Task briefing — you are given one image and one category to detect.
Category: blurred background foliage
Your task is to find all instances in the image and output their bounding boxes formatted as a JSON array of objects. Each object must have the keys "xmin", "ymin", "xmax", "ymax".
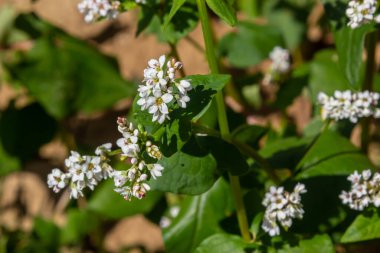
[{"xmin": 1, "ymin": 0, "xmax": 380, "ymax": 252}]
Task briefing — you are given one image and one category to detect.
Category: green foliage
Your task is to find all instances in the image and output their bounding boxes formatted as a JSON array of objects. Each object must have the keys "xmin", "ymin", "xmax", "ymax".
[
  {"xmin": 334, "ymin": 25, "xmax": 375, "ymax": 89},
  {"xmin": 0, "ymin": 102, "xmax": 56, "ymax": 161},
  {"xmin": 278, "ymin": 234, "xmax": 335, "ymax": 253},
  {"xmin": 194, "ymin": 233, "xmax": 251, "ymax": 253},
  {"xmin": 149, "ymin": 143, "xmax": 219, "ymax": 195},
  {"xmin": 88, "ymin": 180, "xmax": 163, "ymax": 219},
  {"xmin": 341, "ymin": 211, "xmax": 380, "ymax": 243},
  {"xmin": 4, "ymin": 14, "xmax": 133, "ymax": 119},
  {"xmin": 205, "ymin": 0, "xmax": 237, "ymax": 26},
  {"xmin": 309, "ymin": 50, "xmax": 349, "ymax": 102},
  {"xmin": 163, "ymin": 179, "xmax": 234, "ymax": 253},
  {"xmin": 296, "ymin": 131, "xmax": 373, "ymax": 179},
  {"xmin": 219, "ymin": 22, "xmax": 284, "ymax": 68}
]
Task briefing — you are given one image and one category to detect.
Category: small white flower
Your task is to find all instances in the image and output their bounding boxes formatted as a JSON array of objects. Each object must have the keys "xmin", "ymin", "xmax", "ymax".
[
  {"xmin": 148, "ymin": 163, "xmax": 164, "ymax": 179},
  {"xmin": 47, "ymin": 169, "xmax": 68, "ymax": 193}
]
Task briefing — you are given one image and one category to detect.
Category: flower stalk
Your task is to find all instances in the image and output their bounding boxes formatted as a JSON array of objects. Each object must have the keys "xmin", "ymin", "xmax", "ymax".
[
  {"xmin": 361, "ymin": 31, "xmax": 377, "ymax": 154},
  {"xmin": 196, "ymin": 0, "xmax": 251, "ymax": 242}
]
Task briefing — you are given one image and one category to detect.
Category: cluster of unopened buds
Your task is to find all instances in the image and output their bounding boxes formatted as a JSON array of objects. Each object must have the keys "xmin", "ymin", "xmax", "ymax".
[
  {"xmin": 47, "ymin": 144, "xmax": 114, "ymax": 199},
  {"xmin": 263, "ymin": 46, "xmax": 291, "ymax": 85},
  {"xmin": 340, "ymin": 170, "xmax": 380, "ymax": 211},
  {"xmin": 113, "ymin": 117, "xmax": 164, "ymax": 200},
  {"xmin": 346, "ymin": 0, "xmax": 380, "ymax": 29},
  {"xmin": 318, "ymin": 90, "xmax": 380, "ymax": 123},
  {"xmin": 262, "ymin": 183, "xmax": 306, "ymax": 236},
  {"xmin": 137, "ymin": 55, "xmax": 192, "ymax": 124},
  {"xmin": 47, "ymin": 117, "xmax": 164, "ymax": 201}
]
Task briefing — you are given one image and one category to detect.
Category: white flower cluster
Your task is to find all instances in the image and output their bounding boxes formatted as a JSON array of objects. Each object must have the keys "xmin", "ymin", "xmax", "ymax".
[
  {"xmin": 318, "ymin": 91, "xmax": 380, "ymax": 123},
  {"xmin": 340, "ymin": 170, "xmax": 380, "ymax": 210},
  {"xmin": 77, "ymin": 0, "xmax": 121, "ymax": 23},
  {"xmin": 263, "ymin": 46, "xmax": 291, "ymax": 85},
  {"xmin": 137, "ymin": 55, "xmax": 192, "ymax": 124},
  {"xmin": 269, "ymin": 46, "xmax": 291, "ymax": 74},
  {"xmin": 346, "ymin": 0, "xmax": 380, "ymax": 29},
  {"xmin": 262, "ymin": 184, "xmax": 306, "ymax": 236},
  {"xmin": 47, "ymin": 143, "xmax": 114, "ymax": 199},
  {"xmin": 113, "ymin": 117, "xmax": 164, "ymax": 200}
]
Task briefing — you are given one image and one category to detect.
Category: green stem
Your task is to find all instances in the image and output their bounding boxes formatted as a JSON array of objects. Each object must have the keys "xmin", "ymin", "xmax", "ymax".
[
  {"xmin": 232, "ymin": 140, "xmax": 280, "ymax": 184},
  {"xmin": 361, "ymin": 31, "xmax": 377, "ymax": 154},
  {"xmin": 196, "ymin": 0, "xmax": 251, "ymax": 242}
]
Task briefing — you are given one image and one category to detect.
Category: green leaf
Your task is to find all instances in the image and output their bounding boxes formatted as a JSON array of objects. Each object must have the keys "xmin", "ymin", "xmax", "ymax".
[
  {"xmin": 295, "ymin": 131, "xmax": 373, "ymax": 179},
  {"xmin": 88, "ymin": 180, "xmax": 163, "ymax": 219},
  {"xmin": 231, "ymin": 124, "xmax": 268, "ymax": 148},
  {"xmin": 0, "ymin": 102, "xmax": 56, "ymax": 161},
  {"xmin": 341, "ymin": 212, "xmax": 380, "ymax": 243},
  {"xmin": 163, "ymin": 179, "xmax": 234, "ymax": 253},
  {"xmin": 334, "ymin": 24, "xmax": 375, "ymax": 89},
  {"xmin": 0, "ymin": 141, "xmax": 20, "ymax": 177},
  {"xmin": 7, "ymin": 14, "xmax": 134, "ymax": 119},
  {"xmin": 149, "ymin": 139, "xmax": 219, "ymax": 195},
  {"xmin": 194, "ymin": 233, "xmax": 251, "ymax": 253},
  {"xmin": 164, "ymin": 0, "xmax": 187, "ymax": 27},
  {"xmin": 278, "ymin": 234, "xmax": 335, "ymax": 253},
  {"xmin": 205, "ymin": 0, "xmax": 237, "ymax": 26},
  {"xmin": 267, "ymin": 10, "xmax": 305, "ymax": 50},
  {"xmin": 174, "ymin": 74, "xmax": 230, "ymax": 120},
  {"xmin": 309, "ymin": 50, "xmax": 349, "ymax": 103},
  {"xmin": 196, "ymin": 135, "xmax": 249, "ymax": 176},
  {"xmin": 219, "ymin": 22, "xmax": 284, "ymax": 68},
  {"xmin": 33, "ymin": 217, "xmax": 60, "ymax": 248},
  {"xmin": 156, "ymin": 118, "xmax": 192, "ymax": 157},
  {"xmin": 257, "ymin": 136, "xmax": 312, "ymax": 170},
  {"xmin": 145, "ymin": 1, "xmax": 198, "ymax": 44},
  {"xmin": 60, "ymin": 209, "xmax": 100, "ymax": 244}
]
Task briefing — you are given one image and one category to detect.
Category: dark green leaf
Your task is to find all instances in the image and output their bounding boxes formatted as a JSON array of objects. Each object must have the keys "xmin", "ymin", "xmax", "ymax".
[
  {"xmin": 88, "ymin": 180, "xmax": 163, "ymax": 219},
  {"xmin": 232, "ymin": 125, "xmax": 267, "ymax": 148},
  {"xmin": 163, "ymin": 179, "xmax": 234, "ymax": 253},
  {"xmin": 145, "ymin": 1, "xmax": 198, "ymax": 44},
  {"xmin": 196, "ymin": 135, "xmax": 249, "ymax": 176},
  {"xmin": 334, "ymin": 25, "xmax": 375, "ymax": 89},
  {"xmin": 194, "ymin": 233, "xmax": 250, "ymax": 253},
  {"xmin": 219, "ymin": 22, "xmax": 284, "ymax": 68},
  {"xmin": 205, "ymin": 0, "xmax": 237, "ymax": 26},
  {"xmin": 341, "ymin": 212, "xmax": 380, "ymax": 243},
  {"xmin": 295, "ymin": 131, "xmax": 373, "ymax": 179},
  {"xmin": 60, "ymin": 209, "xmax": 100, "ymax": 244},
  {"xmin": 309, "ymin": 50, "xmax": 349, "ymax": 103},
  {"xmin": 257, "ymin": 136, "xmax": 312, "ymax": 170},
  {"xmin": 0, "ymin": 102, "xmax": 56, "ymax": 161},
  {"xmin": 278, "ymin": 234, "xmax": 335, "ymax": 253},
  {"xmin": 7, "ymin": 14, "xmax": 133, "ymax": 119},
  {"xmin": 149, "ymin": 139, "xmax": 219, "ymax": 195},
  {"xmin": 164, "ymin": 0, "xmax": 187, "ymax": 27}
]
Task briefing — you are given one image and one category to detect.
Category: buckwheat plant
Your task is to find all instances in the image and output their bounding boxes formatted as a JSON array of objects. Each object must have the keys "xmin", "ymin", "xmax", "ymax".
[
  {"xmin": 346, "ymin": 0, "xmax": 380, "ymax": 29},
  {"xmin": 318, "ymin": 90, "xmax": 380, "ymax": 123},
  {"xmin": 137, "ymin": 55, "xmax": 192, "ymax": 124},
  {"xmin": 340, "ymin": 169, "xmax": 380, "ymax": 210},
  {"xmin": 262, "ymin": 183, "xmax": 307, "ymax": 236}
]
